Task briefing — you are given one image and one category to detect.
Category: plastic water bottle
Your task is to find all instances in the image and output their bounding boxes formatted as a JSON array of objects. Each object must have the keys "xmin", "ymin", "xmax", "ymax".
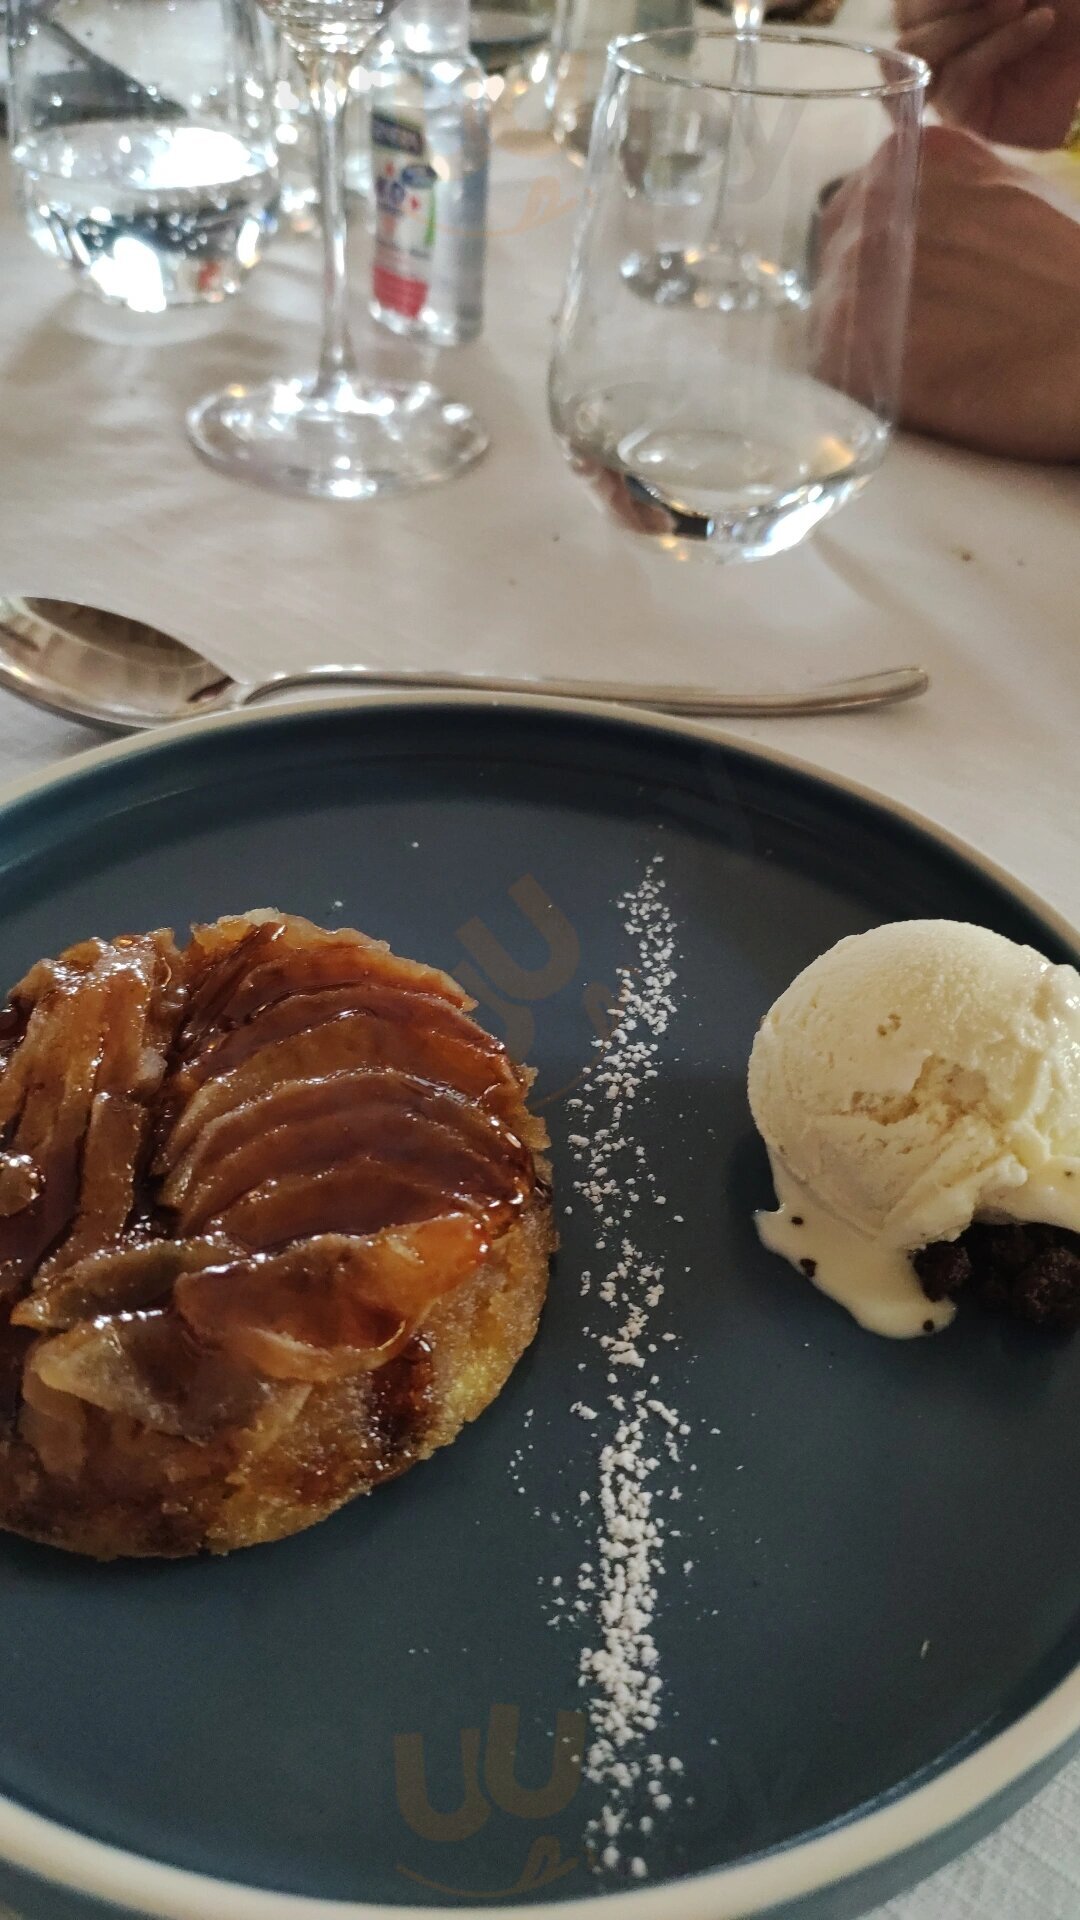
[{"xmin": 367, "ymin": 0, "xmax": 490, "ymax": 345}]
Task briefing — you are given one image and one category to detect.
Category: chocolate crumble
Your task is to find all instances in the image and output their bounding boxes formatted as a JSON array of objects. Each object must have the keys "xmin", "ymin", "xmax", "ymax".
[{"xmin": 913, "ymin": 1221, "xmax": 1080, "ymax": 1331}]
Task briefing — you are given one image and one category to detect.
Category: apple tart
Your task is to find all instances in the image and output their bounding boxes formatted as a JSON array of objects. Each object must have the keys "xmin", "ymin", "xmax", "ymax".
[{"xmin": 0, "ymin": 913, "xmax": 553, "ymax": 1558}]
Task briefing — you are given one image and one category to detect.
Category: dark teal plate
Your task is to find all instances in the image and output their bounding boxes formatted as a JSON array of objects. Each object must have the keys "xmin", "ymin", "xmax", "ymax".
[{"xmin": 0, "ymin": 698, "xmax": 1076, "ymax": 1920}]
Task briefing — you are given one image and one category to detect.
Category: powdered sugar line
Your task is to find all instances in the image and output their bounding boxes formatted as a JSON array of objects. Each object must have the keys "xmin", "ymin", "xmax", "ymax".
[{"xmin": 559, "ymin": 856, "xmax": 689, "ymax": 1875}]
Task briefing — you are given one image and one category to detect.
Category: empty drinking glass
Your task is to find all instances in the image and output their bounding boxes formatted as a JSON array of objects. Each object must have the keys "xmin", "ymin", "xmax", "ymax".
[
  {"xmin": 7, "ymin": 0, "xmax": 279, "ymax": 311},
  {"xmin": 549, "ymin": 28, "xmax": 927, "ymax": 561}
]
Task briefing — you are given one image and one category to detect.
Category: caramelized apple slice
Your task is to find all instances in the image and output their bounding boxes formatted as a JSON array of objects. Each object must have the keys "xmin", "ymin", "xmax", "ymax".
[
  {"xmin": 19, "ymin": 1361, "xmax": 87, "ymax": 1480},
  {"xmin": 0, "ymin": 972, "xmax": 110, "ymax": 1290},
  {"xmin": 29, "ymin": 1310, "xmax": 278, "ymax": 1440},
  {"xmin": 170, "ymin": 1072, "xmax": 530, "ymax": 1233},
  {"xmin": 189, "ymin": 914, "xmax": 469, "ymax": 1024},
  {"xmin": 94, "ymin": 933, "xmax": 186, "ymax": 1096},
  {"xmin": 13, "ymin": 1237, "xmax": 234, "ymax": 1332},
  {"xmin": 163, "ymin": 1069, "xmax": 521, "ymax": 1210},
  {"xmin": 0, "ymin": 937, "xmax": 164, "ymax": 1129},
  {"xmin": 169, "ymin": 981, "xmax": 509, "ymax": 1104},
  {"xmin": 0, "ymin": 995, "xmax": 52, "ymax": 1133},
  {"xmin": 175, "ymin": 916, "xmax": 468, "ymax": 1061},
  {"xmin": 44, "ymin": 1092, "xmax": 144, "ymax": 1268},
  {"xmin": 230, "ymin": 933, "xmax": 469, "ymax": 1017},
  {"xmin": 0, "ymin": 949, "xmax": 99, "ymax": 1133},
  {"xmin": 163, "ymin": 1009, "xmax": 519, "ymax": 1166},
  {"xmin": 176, "ymin": 920, "xmax": 276, "ymax": 1051},
  {"xmin": 214, "ymin": 1145, "xmax": 523, "ymax": 1248},
  {"xmin": 1, "ymin": 933, "xmax": 185, "ymax": 1287},
  {"xmin": 175, "ymin": 1215, "xmax": 486, "ymax": 1381}
]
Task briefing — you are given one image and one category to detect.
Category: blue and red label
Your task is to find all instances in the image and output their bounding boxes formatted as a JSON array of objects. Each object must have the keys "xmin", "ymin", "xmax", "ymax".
[{"xmin": 372, "ymin": 112, "xmax": 437, "ymax": 320}]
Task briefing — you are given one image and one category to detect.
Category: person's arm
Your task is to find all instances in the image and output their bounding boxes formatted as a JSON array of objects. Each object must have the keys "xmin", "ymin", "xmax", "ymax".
[
  {"xmin": 894, "ymin": 0, "xmax": 1080, "ymax": 148},
  {"xmin": 817, "ymin": 127, "xmax": 1080, "ymax": 463}
]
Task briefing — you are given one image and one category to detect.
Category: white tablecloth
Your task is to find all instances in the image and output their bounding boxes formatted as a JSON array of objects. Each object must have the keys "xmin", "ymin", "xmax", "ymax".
[{"xmin": 0, "ymin": 99, "xmax": 1078, "ymax": 1920}]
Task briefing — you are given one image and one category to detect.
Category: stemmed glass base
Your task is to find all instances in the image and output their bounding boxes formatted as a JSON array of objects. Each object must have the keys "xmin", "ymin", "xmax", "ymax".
[
  {"xmin": 188, "ymin": 371, "xmax": 488, "ymax": 500},
  {"xmin": 620, "ymin": 10, "xmax": 794, "ymax": 316},
  {"xmin": 187, "ymin": 29, "xmax": 487, "ymax": 501}
]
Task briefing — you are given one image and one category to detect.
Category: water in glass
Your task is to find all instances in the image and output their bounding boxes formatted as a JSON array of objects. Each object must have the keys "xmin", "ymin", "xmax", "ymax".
[
  {"xmin": 555, "ymin": 373, "xmax": 889, "ymax": 556},
  {"xmin": 7, "ymin": 0, "xmax": 279, "ymax": 310},
  {"xmin": 16, "ymin": 120, "xmax": 276, "ymax": 309}
]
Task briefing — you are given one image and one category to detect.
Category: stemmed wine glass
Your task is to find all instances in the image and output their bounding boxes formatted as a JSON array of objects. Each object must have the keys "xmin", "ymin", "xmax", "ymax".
[{"xmin": 188, "ymin": 0, "xmax": 488, "ymax": 498}]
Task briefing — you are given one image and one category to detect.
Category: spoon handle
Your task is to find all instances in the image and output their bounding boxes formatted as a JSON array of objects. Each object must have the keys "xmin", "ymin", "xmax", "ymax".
[{"xmin": 244, "ymin": 665, "xmax": 929, "ymax": 718}]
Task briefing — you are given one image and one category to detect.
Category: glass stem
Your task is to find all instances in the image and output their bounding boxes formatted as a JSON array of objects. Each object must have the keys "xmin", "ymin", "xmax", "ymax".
[
  {"xmin": 301, "ymin": 49, "xmax": 359, "ymax": 393},
  {"xmin": 709, "ymin": 7, "xmax": 762, "ymax": 257}
]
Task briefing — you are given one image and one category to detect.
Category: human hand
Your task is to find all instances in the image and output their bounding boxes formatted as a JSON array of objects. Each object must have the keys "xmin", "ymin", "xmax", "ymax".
[
  {"xmin": 816, "ymin": 127, "xmax": 1080, "ymax": 462},
  {"xmin": 895, "ymin": 0, "xmax": 1080, "ymax": 147}
]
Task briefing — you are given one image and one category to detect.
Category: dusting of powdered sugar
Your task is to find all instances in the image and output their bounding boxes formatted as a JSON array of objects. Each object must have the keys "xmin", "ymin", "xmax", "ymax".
[{"xmin": 556, "ymin": 855, "xmax": 690, "ymax": 1875}]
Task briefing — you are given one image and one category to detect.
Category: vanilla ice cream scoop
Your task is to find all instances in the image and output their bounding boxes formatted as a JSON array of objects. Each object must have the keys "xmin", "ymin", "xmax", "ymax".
[{"xmin": 748, "ymin": 919, "xmax": 1080, "ymax": 1337}]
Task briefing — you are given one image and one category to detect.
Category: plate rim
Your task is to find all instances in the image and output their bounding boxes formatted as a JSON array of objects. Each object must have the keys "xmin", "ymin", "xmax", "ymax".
[{"xmin": 0, "ymin": 688, "xmax": 1076, "ymax": 1920}]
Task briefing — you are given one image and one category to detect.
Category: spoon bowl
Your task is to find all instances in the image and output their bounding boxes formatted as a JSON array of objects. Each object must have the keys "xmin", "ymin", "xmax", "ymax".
[
  {"xmin": 0, "ymin": 599, "xmax": 233, "ymax": 729},
  {"xmin": 0, "ymin": 597, "xmax": 930, "ymax": 729}
]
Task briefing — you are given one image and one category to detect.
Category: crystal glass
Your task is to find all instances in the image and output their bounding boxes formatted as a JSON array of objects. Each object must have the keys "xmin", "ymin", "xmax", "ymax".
[
  {"xmin": 6, "ymin": 0, "xmax": 279, "ymax": 311},
  {"xmin": 549, "ymin": 28, "xmax": 927, "ymax": 562},
  {"xmin": 188, "ymin": 0, "xmax": 487, "ymax": 499}
]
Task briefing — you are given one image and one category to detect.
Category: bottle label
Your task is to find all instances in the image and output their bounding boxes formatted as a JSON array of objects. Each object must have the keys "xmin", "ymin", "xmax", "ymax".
[{"xmin": 372, "ymin": 111, "xmax": 437, "ymax": 321}]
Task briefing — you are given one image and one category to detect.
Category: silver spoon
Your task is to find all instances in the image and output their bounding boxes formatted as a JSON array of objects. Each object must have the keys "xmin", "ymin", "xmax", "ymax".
[{"xmin": 0, "ymin": 598, "xmax": 929, "ymax": 730}]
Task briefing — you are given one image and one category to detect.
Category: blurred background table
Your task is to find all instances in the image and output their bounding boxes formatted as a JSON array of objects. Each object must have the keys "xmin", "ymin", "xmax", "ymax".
[{"xmin": 0, "ymin": 47, "xmax": 1077, "ymax": 1920}]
